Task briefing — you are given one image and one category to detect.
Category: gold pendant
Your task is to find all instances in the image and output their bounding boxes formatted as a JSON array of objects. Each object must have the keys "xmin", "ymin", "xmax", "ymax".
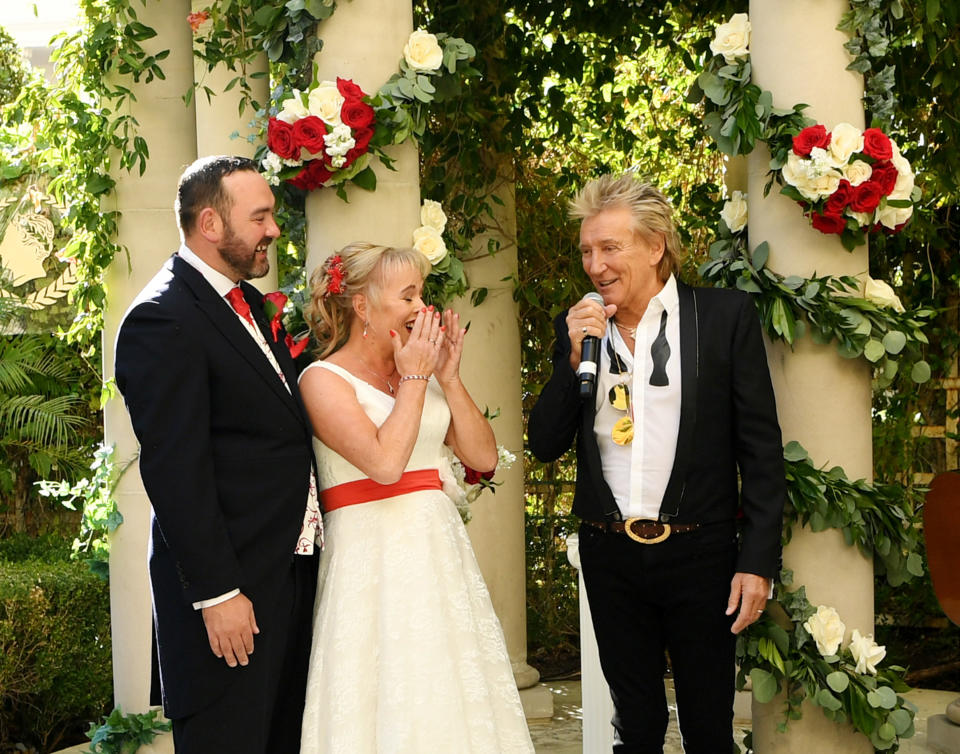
[
  {"xmin": 608, "ymin": 383, "xmax": 630, "ymax": 411},
  {"xmin": 611, "ymin": 416, "xmax": 634, "ymax": 446}
]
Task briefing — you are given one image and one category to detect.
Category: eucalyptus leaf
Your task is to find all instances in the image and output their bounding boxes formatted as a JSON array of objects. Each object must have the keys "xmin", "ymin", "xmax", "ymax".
[
  {"xmin": 911, "ymin": 360, "xmax": 931, "ymax": 383},
  {"xmin": 881, "ymin": 331, "xmax": 907, "ymax": 355},
  {"xmin": 863, "ymin": 340, "xmax": 885, "ymax": 362},
  {"xmin": 817, "ymin": 688, "xmax": 844, "ymax": 712},
  {"xmin": 752, "ymin": 242, "xmax": 769, "ymax": 270},
  {"xmin": 750, "ymin": 668, "xmax": 778, "ymax": 703},
  {"xmin": 783, "ymin": 441, "xmax": 808, "ymax": 463},
  {"xmin": 827, "ymin": 671, "xmax": 850, "ymax": 693}
]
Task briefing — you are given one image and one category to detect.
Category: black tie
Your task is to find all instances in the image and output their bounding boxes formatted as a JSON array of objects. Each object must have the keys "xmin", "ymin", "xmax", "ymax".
[{"xmin": 649, "ymin": 310, "xmax": 670, "ymax": 387}]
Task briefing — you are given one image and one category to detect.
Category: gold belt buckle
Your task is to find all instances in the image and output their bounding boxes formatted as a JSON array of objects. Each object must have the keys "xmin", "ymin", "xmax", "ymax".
[{"xmin": 624, "ymin": 517, "xmax": 671, "ymax": 544}]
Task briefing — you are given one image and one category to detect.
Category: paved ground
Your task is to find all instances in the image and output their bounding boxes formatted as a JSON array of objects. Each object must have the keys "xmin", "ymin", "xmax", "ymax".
[{"xmin": 530, "ymin": 679, "xmax": 960, "ymax": 753}]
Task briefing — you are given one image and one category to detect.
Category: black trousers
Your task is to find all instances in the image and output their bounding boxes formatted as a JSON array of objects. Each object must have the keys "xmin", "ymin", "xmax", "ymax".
[
  {"xmin": 578, "ymin": 521, "xmax": 738, "ymax": 754},
  {"xmin": 173, "ymin": 552, "xmax": 317, "ymax": 754}
]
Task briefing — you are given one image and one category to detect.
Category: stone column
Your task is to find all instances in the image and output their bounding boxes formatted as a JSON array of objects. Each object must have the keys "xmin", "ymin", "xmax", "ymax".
[
  {"xmin": 303, "ymin": 0, "xmax": 419, "ymax": 270},
  {"xmin": 192, "ymin": 9, "xmax": 278, "ymax": 292},
  {"xmin": 102, "ymin": 2, "xmax": 196, "ymax": 750},
  {"xmin": 453, "ymin": 169, "xmax": 551, "ymax": 716},
  {"xmin": 748, "ymin": 0, "xmax": 873, "ymax": 750}
]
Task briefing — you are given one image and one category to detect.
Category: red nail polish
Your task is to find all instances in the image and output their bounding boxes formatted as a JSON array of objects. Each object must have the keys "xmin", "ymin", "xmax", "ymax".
[
  {"xmin": 428, "ymin": 305, "xmax": 434, "ymax": 311},
  {"xmin": 421, "ymin": 308, "xmax": 426, "ymax": 313},
  {"xmin": 389, "ymin": 329, "xmax": 397, "ymax": 337},
  {"xmin": 440, "ymin": 325, "xmax": 447, "ymax": 331}
]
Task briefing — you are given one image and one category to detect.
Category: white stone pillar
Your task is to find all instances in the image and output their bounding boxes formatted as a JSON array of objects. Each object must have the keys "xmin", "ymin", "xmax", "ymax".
[
  {"xmin": 192, "ymin": 12, "xmax": 278, "ymax": 292},
  {"xmin": 453, "ymin": 170, "xmax": 551, "ymax": 715},
  {"xmin": 748, "ymin": 0, "xmax": 873, "ymax": 750},
  {"xmin": 102, "ymin": 2, "xmax": 195, "ymax": 750},
  {"xmin": 304, "ymin": 0, "xmax": 419, "ymax": 269}
]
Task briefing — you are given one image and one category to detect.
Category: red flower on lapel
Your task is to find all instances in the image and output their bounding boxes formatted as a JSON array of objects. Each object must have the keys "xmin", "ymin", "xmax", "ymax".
[
  {"xmin": 285, "ymin": 333, "xmax": 309, "ymax": 359},
  {"xmin": 263, "ymin": 290, "xmax": 310, "ymax": 360}
]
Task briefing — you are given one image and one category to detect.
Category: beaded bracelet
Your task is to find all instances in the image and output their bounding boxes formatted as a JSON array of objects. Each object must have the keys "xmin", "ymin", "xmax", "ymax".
[{"xmin": 399, "ymin": 374, "xmax": 430, "ymax": 384}]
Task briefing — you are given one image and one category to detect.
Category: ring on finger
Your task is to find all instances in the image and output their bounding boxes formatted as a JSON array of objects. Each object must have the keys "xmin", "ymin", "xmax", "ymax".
[{"xmin": 581, "ymin": 326, "xmax": 588, "ymax": 335}]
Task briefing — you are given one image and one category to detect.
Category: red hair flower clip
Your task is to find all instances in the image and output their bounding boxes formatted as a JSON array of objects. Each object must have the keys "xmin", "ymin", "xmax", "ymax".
[{"xmin": 325, "ymin": 254, "xmax": 345, "ymax": 296}]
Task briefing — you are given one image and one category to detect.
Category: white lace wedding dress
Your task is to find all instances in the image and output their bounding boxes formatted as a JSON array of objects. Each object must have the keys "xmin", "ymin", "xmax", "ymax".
[{"xmin": 299, "ymin": 362, "xmax": 534, "ymax": 754}]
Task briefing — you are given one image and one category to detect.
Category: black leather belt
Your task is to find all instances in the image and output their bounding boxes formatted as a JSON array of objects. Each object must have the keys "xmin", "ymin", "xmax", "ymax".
[{"xmin": 581, "ymin": 517, "xmax": 701, "ymax": 544}]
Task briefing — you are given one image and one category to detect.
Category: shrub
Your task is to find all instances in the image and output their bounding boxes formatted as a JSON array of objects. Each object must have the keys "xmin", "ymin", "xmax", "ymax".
[{"xmin": 0, "ymin": 559, "xmax": 112, "ymax": 752}]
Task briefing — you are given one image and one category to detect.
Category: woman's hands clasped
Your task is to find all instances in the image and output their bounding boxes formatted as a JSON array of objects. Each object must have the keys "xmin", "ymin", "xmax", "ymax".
[{"xmin": 392, "ymin": 306, "xmax": 444, "ymax": 380}]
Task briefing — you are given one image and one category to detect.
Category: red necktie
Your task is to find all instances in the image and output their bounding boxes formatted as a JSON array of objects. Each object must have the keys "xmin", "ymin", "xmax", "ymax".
[{"xmin": 225, "ymin": 287, "xmax": 254, "ymax": 326}]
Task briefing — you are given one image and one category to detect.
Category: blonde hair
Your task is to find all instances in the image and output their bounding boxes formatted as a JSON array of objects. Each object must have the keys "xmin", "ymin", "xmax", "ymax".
[
  {"xmin": 569, "ymin": 173, "xmax": 683, "ymax": 282},
  {"xmin": 305, "ymin": 242, "xmax": 431, "ymax": 357}
]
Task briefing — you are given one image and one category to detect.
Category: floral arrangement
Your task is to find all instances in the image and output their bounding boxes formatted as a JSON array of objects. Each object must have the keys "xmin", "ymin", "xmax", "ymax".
[
  {"xmin": 262, "ymin": 290, "xmax": 309, "ymax": 359},
  {"xmin": 738, "ymin": 576, "xmax": 915, "ymax": 751},
  {"xmin": 778, "ymin": 123, "xmax": 918, "ymax": 250},
  {"xmin": 261, "ymin": 29, "xmax": 476, "ymax": 197},
  {"xmin": 440, "ymin": 444, "xmax": 517, "ymax": 524},
  {"xmin": 704, "ymin": 190, "xmax": 932, "ymax": 388}
]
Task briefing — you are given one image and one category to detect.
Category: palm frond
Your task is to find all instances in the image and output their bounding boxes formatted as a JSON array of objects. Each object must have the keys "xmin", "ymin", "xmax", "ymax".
[{"xmin": 0, "ymin": 393, "xmax": 90, "ymax": 449}]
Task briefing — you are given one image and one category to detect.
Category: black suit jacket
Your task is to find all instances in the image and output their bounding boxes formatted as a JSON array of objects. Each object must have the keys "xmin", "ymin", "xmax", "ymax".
[
  {"xmin": 115, "ymin": 254, "xmax": 316, "ymax": 718},
  {"xmin": 529, "ymin": 281, "xmax": 785, "ymax": 578}
]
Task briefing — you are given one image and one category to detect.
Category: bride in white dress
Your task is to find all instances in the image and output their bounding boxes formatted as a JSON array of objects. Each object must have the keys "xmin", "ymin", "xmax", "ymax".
[{"xmin": 297, "ymin": 242, "xmax": 534, "ymax": 753}]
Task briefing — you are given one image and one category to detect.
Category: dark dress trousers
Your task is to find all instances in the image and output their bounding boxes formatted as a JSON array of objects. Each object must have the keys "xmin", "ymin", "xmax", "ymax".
[
  {"xmin": 529, "ymin": 281, "xmax": 786, "ymax": 753},
  {"xmin": 115, "ymin": 254, "xmax": 317, "ymax": 753}
]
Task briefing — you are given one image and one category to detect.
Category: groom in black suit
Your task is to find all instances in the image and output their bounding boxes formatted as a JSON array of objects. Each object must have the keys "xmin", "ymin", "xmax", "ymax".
[
  {"xmin": 115, "ymin": 156, "xmax": 320, "ymax": 753},
  {"xmin": 529, "ymin": 174, "xmax": 785, "ymax": 753}
]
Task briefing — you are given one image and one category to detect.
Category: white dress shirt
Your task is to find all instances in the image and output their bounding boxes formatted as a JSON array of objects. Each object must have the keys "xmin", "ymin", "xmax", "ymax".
[{"xmin": 593, "ymin": 274, "xmax": 682, "ymax": 520}]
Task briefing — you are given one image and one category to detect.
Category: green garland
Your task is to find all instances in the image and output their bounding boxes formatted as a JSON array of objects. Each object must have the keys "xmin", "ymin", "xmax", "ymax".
[
  {"xmin": 737, "ymin": 572, "xmax": 915, "ymax": 752},
  {"xmin": 782, "ymin": 441, "xmax": 923, "ymax": 588},
  {"xmin": 698, "ymin": 222, "xmax": 933, "ymax": 388}
]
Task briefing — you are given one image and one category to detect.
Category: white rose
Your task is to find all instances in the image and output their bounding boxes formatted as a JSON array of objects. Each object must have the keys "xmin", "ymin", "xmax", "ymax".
[
  {"xmin": 828, "ymin": 123, "xmax": 864, "ymax": 166},
  {"xmin": 277, "ymin": 91, "xmax": 310, "ymax": 124},
  {"xmin": 404, "ymin": 30, "xmax": 444, "ymax": 71},
  {"xmin": 876, "ymin": 203, "xmax": 913, "ymax": 231},
  {"xmin": 889, "ymin": 151, "xmax": 915, "ymax": 200},
  {"xmin": 803, "ymin": 605, "xmax": 846, "ymax": 657},
  {"xmin": 843, "ymin": 159, "xmax": 873, "ymax": 187},
  {"xmin": 420, "ymin": 199, "xmax": 447, "ymax": 232},
  {"xmin": 864, "ymin": 277, "xmax": 905, "ymax": 313},
  {"xmin": 783, "ymin": 152, "xmax": 841, "ymax": 201},
  {"xmin": 710, "ymin": 13, "xmax": 751, "ymax": 63},
  {"xmin": 846, "ymin": 209, "xmax": 875, "ymax": 227},
  {"xmin": 307, "ymin": 80, "xmax": 344, "ymax": 126},
  {"xmin": 849, "ymin": 629, "xmax": 886, "ymax": 675},
  {"xmin": 720, "ymin": 190, "xmax": 748, "ymax": 233},
  {"xmin": 412, "ymin": 225, "xmax": 448, "ymax": 264}
]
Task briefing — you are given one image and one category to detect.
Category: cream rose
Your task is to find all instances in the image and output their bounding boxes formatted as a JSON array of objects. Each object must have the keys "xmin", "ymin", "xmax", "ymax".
[
  {"xmin": 307, "ymin": 81, "xmax": 344, "ymax": 126},
  {"xmin": 846, "ymin": 209, "xmax": 875, "ymax": 227},
  {"xmin": 412, "ymin": 225, "xmax": 448, "ymax": 264},
  {"xmin": 877, "ymin": 203, "xmax": 913, "ymax": 231},
  {"xmin": 720, "ymin": 190, "xmax": 748, "ymax": 233},
  {"xmin": 783, "ymin": 152, "xmax": 842, "ymax": 201},
  {"xmin": 404, "ymin": 30, "xmax": 444, "ymax": 71},
  {"xmin": 420, "ymin": 199, "xmax": 447, "ymax": 232},
  {"xmin": 710, "ymin": 13, "xmax": 751, "ymax": 63},
  {"xmin": 864, "ymin": 277, "xmax": 905, "ymax": 313},
  {"xmin": 277, "ymin": 91, "xmax": 310, "ymax": 124},
  {"xmin": 804, "ymin": 605, "xmax": 846, "ymax": 657},
  {"xmin": 828, "ymin": 123, "xmax": 864, "ymax": 166},
  {"xmin": 849, "ymin": 629, "xmax": 886, "ymax": 675},
  {"xmin": 889, "ymin": 151, "xmax": 915, "ymax": 200},
  {"xmin": 842, "ymin": 159, "xmax": 873, "ymax": 187}
]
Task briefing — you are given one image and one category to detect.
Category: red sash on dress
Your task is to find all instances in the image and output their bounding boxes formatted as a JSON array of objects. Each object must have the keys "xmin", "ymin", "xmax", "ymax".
[{"xmin": 321, "ymin": 469, "xmax": 442, "ymax": 513}]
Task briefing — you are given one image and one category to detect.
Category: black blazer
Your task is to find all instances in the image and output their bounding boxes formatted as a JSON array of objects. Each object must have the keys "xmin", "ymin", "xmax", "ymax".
[
  {"xmin": 529, "ymin": 281, "xmax": 785, "ymax": 578},
  {"xmin": 115, "ymin": 254, "xmax": 316, "ymax": 718}
]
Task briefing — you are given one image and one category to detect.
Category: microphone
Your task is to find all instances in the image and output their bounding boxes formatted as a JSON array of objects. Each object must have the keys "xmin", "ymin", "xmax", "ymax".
[{"xmin": 578, "ymin": 292, "xmax": 605, "ymax": 400}]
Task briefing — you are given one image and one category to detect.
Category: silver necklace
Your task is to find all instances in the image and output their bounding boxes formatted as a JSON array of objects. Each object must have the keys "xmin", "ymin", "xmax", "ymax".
[
  {"xmin": 613, "ymin": 318, "xmax": 637, "ymax": 339},
  {"xmin": 358, "ymin": 356, "xmax": 396, "ymax": 395}
]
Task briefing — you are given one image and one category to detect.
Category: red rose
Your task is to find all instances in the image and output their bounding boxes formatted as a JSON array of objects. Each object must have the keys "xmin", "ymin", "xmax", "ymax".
[
  {"xmin": 341, "ymin": 99, "xmax": 375, "ymax": 130},
  {"xmin": 285, "ymin": 333, "xmax": 309, "ymax": 359},
  {"xmin": 792, "ymin": 125, "xmax": 831, "ymax": 156},
  {"xmin": 267, "ymin": 118, "xmax": 298, "ymax": 160},
  {"xmin": 824, "ymin": 179, "xmax": 853, "ymax": 215},
  {"xmin": 292, "ymin": 116, "xmax": 327, "ymax": 156},
  {"xmin": 811, "ymin": 211, "xmax": 847, "ymax": 235},
  {"xmin": 337, "ymin": 77, "xmax": 367, "ymax": 101},
  {"xmin": 869, "ymin": 161, "xmax": 898, "ymax": 196},
  {"xmin": 262, "ymin": 291, "xmax": 288, "ymax": 341},
  {"xmin": 862, "ymin": 128, "xmax": 893, "ymax": 160},
  {"xmin": 343, "ymin": 126, "xmax": 375, "ymax": 167},
  {"xmin": 287, "ymin": 159, "xmax": 333, "ymax": 191},
  {"xmin": 463, "ymin": 466, "xmax": 496, "ymax": 485},
  {"xmin": 850, "ymin": 181, "xmax": 884, "ymax": 213}
]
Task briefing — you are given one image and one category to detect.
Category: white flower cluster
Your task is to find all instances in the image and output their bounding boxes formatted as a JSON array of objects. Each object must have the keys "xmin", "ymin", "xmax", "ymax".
[
  {"xmin": 803, "ymin": 604, "xmax": 887, "ymax": 675},
  {"xmin": 323, "ymin": 123, "xmax": 356, "ymax": 169},
  {"xmin": 413, "ymin": 199, "xmax": 448, "ymax": 264},
  {"xmin": 261, "ymin": 151, "xmax": 302, "ymax": 187},
  {"xmin": 438, "ymin": 444, "xmax": 517, "ymax": 524}
]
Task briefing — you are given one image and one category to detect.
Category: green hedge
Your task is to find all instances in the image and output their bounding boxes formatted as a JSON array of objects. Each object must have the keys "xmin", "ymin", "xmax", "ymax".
[{"xmin": 0, "ymin": 554, "xmax": 112, "ymax": 752}]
